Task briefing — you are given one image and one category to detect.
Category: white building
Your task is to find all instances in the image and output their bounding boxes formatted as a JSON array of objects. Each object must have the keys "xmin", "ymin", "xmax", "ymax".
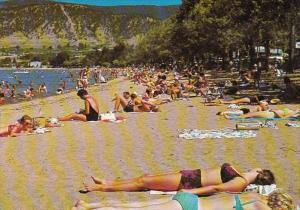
[{"xmin": 29, "ymin": 61, "xmax": 42, "ymax": 68}]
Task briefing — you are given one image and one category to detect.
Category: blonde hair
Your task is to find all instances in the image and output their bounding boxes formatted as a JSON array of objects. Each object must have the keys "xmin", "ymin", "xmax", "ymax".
[{"xmin": 267, "ymin": 190, "xmax": 295, "ymax": 210}]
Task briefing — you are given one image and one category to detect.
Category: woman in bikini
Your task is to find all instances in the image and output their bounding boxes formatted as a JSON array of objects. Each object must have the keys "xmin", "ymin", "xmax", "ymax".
[
  {"xmin": 225, "ymin": 108, "xmax": 300, "ymax": 119},
  {"xmin": 59, "ymin": 89, "xmax": 99, "ymax": 122},
  {"xmin": 0, "ymin": 115, "xmax": 33, "ymax": 137},
  {"xmin": 73, "ymin": 190, "xmax": 295, "ymax": 210},
  {"xmin": 81, "ymin": 163, "xmax": 275, "ymax": 196}
]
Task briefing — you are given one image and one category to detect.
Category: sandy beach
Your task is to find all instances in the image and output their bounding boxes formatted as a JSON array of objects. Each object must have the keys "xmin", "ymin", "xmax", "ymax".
[{"xmin": 0, "ymin": 77, "xmax": 299, "ymax": 209}]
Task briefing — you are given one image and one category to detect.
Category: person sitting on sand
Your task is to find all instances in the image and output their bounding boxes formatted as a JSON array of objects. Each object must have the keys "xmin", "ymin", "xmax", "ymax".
[
  {"xmin": 0, "ymin": 115, "xmax": 33, "ymax": 137},
  {"xmin": 58, "ymin": 89, "xmax": 99, "ymax": 122},
  {"xmin": 224, "ymin": 108, "xmax": 300, "ymax": 119},
  {"xmin": 130, "ymin": 93, "xmax": 159, "ymax": 112},
  {"xmin": 113, "ymin": 92, "xmax": 132, "ymax": 112},
  {"xmin": 113, "ymin": 92, "xmax": 159, "ymax": 113},
  {"xmin": 81, "ymin": 163, "xmax": 275, "ymax": 195},
  {"xmin": 73, "ymin": 190, "xmax": 295, "ymax": 210}
]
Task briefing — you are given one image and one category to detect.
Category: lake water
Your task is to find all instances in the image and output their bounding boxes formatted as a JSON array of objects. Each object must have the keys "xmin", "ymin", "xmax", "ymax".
[{"xmin": 0, "ymin": 69, "xmax": 109, "ymax": 102}]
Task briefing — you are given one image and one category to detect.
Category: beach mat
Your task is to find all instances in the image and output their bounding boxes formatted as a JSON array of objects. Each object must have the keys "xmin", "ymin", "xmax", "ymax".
[{"xmin": 178, "ymin": 128, "xmax": 257, "ymax": 139}]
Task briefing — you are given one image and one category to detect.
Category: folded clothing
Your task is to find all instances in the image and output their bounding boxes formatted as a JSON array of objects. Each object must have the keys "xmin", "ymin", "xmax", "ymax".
[
  {"xmin": 99, "ymin": 113, "xmax": 117, "ymax": 121},
  {"xmin": 33, "ymin": 127, "xmax": 51, "ymax": 134},
  {"xmin": 179, "ymin": 128, "xmax": 257, "ymax": 139},
  {"xmin": 245, "ymin": 184, "xmax": 277, "ymax": 195},
  {"xmin": 99, "ymin": 113, "xmax": 126, "ymax": 123}
]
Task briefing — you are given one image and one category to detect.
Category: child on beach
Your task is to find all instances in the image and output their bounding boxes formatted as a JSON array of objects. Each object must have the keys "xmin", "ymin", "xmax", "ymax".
[{"xmin": 0, "ymin": 115, "xmax": 33, "ymax": 137}]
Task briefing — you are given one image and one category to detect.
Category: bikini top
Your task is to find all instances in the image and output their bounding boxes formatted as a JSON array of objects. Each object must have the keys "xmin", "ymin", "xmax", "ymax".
[
  {"xmin": 220, "ymin": 163, "xmax": 242, "ymax": 183},
  {"xmin": 233, "ymin": 195, "xmax": 257, "ymax": 210}
]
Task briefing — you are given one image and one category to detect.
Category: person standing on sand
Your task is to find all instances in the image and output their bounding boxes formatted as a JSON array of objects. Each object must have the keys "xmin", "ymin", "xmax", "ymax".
[{"xmin": 58, "ymin": 89, "xmax": 99, "ymax": 122}]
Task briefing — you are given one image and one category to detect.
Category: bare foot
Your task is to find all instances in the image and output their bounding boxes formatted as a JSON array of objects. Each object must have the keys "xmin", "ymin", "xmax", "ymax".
[
  {"xmin": 91, "ymin": 176, "xmax": 109, "ymax": 185},
  {"xmin": 84, "ymin": 183, "xmax": 102, "ymax": 192},
  {"xmin": 73, "ymin": 200, "xmax": 89, "ymax": 210}
]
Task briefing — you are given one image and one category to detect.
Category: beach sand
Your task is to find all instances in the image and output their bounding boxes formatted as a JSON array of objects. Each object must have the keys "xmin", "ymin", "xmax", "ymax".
[{"xmin": 0, "ymin": 77, "xmax": 299, "ymax": 209}]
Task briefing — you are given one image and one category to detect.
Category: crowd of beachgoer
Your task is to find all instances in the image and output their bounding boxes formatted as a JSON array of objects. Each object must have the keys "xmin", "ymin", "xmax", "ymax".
[
  {"xmin": 0, "ymin": 64, "xmax": 299, "ymax": 209},
  {"xmin": 0, "ymin": 67, "xmax": 113, "ymax": 104}
]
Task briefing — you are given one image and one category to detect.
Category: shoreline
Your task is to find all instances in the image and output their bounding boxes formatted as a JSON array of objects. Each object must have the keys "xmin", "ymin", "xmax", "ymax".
[
  {"xmin": 0, "ymin": 67, "xmax": 81, "ymax": 71},
  {"xmin": 0, "ymin": 77, "xmax": 122, "ymax": 110}
]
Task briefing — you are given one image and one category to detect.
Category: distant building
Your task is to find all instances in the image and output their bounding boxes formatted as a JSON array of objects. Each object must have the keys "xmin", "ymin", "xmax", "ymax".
[{"xmin": 29, "ymin": 61, "xmax": 42, "ymax": 68}]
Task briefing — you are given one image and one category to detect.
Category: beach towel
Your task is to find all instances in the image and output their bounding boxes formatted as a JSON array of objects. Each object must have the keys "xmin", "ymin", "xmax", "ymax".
[
  {"xmin": 150, "ymin": 184, "xmax": 277, "ymax": 196},
  {"xmin": 34, "ymin": 127, "xmax": 51, "ymax": 134},
  {"xmin": 178, "ymin": 129, "xmax": 257, "ymax": 139},
  {"xmin": 228, "ymin": 104, "xmax": 242, "ymax": 109}
]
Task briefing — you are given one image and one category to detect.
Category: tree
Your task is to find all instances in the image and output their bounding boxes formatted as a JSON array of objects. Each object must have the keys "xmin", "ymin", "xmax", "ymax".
[{"xmin": 49, "ymin": 51, "xmax": 70, "ymax": 67}]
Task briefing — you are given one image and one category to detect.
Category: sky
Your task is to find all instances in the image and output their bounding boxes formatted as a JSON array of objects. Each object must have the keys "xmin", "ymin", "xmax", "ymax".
[{"xmin": 0, "ymin": 0, "xmax": 182, "ymax": 6}]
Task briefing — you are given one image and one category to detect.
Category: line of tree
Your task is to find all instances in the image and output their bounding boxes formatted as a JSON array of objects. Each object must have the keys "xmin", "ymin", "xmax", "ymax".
[{"xmin": 133, "ymin": 0, "xmax": 300, "ymax": 71}]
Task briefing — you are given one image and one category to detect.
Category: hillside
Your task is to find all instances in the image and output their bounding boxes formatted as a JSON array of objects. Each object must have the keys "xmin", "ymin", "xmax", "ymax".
[{"xmin": 0, "ymin": 0, "xmax": 178, "ymax": 50}]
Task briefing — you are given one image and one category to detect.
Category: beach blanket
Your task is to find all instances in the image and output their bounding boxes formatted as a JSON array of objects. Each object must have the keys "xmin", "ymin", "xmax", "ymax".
[
  {"xmin": 285, "ymin": 122, "xmax": 300, "ymax": 127},
  {"xmin": 178, "ymin": 129, "xmax": 257, "ymax": 139}
]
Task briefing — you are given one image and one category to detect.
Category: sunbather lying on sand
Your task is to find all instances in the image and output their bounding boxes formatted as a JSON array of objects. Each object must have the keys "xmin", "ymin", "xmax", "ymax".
[
  {"xmin": 215, "ymin": 95, "xmax": 265, "ymax": 105},
  {"xmin": 0, "ymin": 115, "xmax": 33, "ymax": 137},
  {"xmin": 59, "ymin": 89, "xmax": 99, "ymax": 122},
  {"xmin": 217, "ymin": 101, "xmax": 270, "ymax": 116},
  {"xmin": 81, "ymin": 163, "xmax": 274, "ymax": 196},
  {"xmin": 224, "ymin": 108, "xmax": 300, "ymax": 119},
  {"xmin": 72, "ymin": 190, "xmax": 295, "ymax": 210}
]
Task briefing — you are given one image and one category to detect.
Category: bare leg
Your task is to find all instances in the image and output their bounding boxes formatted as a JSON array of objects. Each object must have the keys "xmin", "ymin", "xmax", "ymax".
[
  {"xmin": 58, "ymin": 113, "xmax": 87, "ymax": 122},
  {"xmin": 220, "ymin": 97, "xmax": 250, "ymax": 104},
  {"xmin": 226, "ymin": 111, "xmax": 275, "ymax": 119},
  {"xmin": 74, "ymin": 199, "xmax": 181, "ymax": 210},
  {"xmin": 134, "ymin": 104, "xmax": 151, "ymax": 112},
  {"xmin": 242, "ymin": 111, "xmax": 275, "ymax": 118},
  {"xmin": 84, "ymin": 173, "xmax": 181, "ymax": 192},
  {"xmin": 114, "ymin": 96, "xmax": 128, "ymax": 111}
]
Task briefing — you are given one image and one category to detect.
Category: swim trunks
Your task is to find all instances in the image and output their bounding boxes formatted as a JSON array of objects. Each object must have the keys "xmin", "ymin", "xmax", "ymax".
[
  {"xmin": 179, "ymin": 169, "xmax": 202, "ymax": 189},
  {"xmin": 172, "ymin": 192, "xmax": 198, "ymax": 210}
]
